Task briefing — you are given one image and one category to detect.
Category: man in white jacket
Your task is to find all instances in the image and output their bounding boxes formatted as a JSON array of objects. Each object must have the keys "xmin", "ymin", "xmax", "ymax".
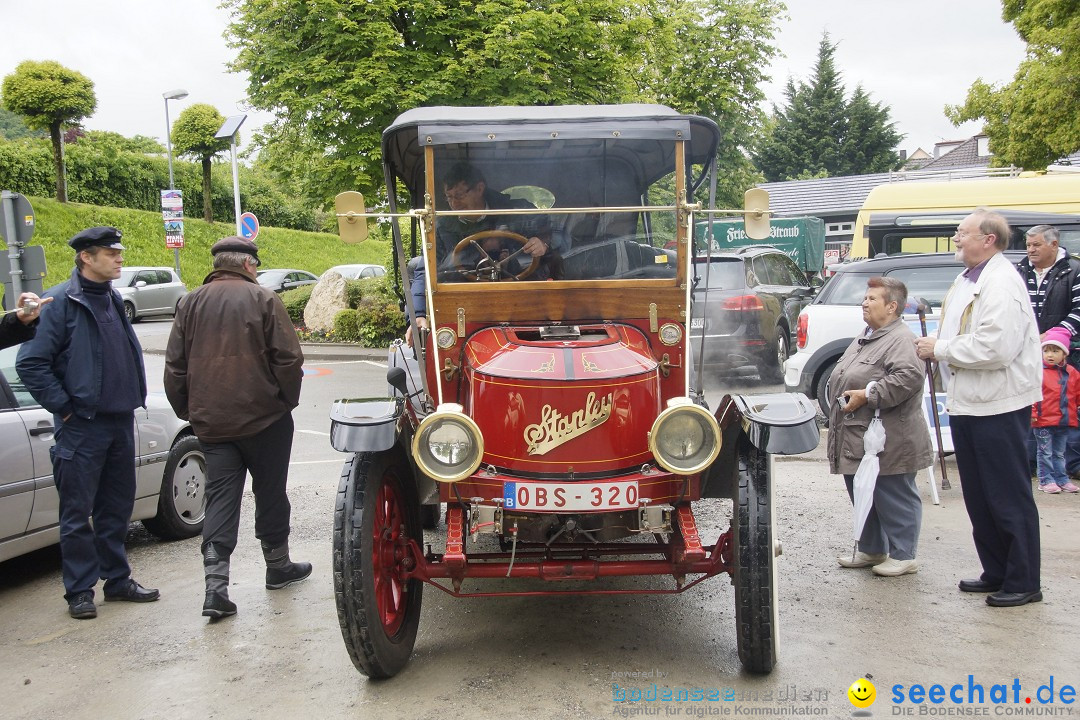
[{"xmin": 915, "ymin": 208, "xmax": 1043, "ymax": 607}]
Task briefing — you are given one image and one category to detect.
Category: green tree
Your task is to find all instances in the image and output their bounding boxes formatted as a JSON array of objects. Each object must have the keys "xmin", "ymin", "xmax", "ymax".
[
  {"xmin": 753, "ymin": 34, "xmax": 902, "ymax": 181},
  {"xmin": 223, "ymin": 0, "xmax": 783, "ymax": 209},
  {"xmin": 171, "ymin": 104, "xmax": 233, "ymax": 222},
  {"xmin": 0, "ymin": 60, "xmax": 96, "ymax": 202},
  {"xmin": 0, "ymin": 107, "xmax": 45, "ymax": 141},
  {"xmin": 946, "ymin": 0, "xmax": 1080, "ymax": 169}
]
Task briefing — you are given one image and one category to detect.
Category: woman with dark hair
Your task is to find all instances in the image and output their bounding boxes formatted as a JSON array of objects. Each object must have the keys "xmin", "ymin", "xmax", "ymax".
[{"xmin": 827, "ymin": 276, "xmax": 933, "ymax": 577}]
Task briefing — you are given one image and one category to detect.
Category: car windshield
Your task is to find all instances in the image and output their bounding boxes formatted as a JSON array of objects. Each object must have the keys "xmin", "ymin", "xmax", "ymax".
[
  {"xmin": 116, "ymin": 269, "xmax": 136, "ymax": 286},
  {"xmin": 425, "ymin": 146, "xmax": 682, "ymax": 284},
  {"xmin": 691, "ymin": 259, "xmax": 746, "ymax": 290},
  {"xmin": 258, "ymin": 270, "xmax": 286, "ymax": 283}
]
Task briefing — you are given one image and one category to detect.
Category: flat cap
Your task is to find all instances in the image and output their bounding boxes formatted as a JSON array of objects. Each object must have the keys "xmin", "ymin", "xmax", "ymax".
[
  {"xmin": 210, "ymin": 236, "xmax": 260, "ymax": 265},
  {"xmin": 69, "ymin": 226, "xmax": 125, "ymax": 252}
]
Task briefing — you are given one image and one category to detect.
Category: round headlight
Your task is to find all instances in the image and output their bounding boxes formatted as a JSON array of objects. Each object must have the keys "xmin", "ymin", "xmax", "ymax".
[
  {"xmin": 658, "ymin": 323, "xmax": 682, "ymax": 346},
  {"xmin": 412, "ymin": 404, "xmax": 484, "ymax": 483},
  {"xmin": 648, "ymin": 399, "xmax": 721, "ymax": 475},
  {"xmin": 436, "ymin": 327, "xmax": 457, "ymax": 349}
]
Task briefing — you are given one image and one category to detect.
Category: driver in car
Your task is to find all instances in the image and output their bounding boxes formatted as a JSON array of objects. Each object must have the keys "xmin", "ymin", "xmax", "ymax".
[{"xmin": 406, "ymin": 162, "xmax": 555, "ymax": 346}]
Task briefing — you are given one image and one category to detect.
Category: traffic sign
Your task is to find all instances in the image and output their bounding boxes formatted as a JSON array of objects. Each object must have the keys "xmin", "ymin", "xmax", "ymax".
[
  {"xmin": 0, "ymin": 191, "xmax": 35, "ymax": 246},
  {"xmin": 239, "ymin": 212, "xmax": 260, "ymax": 240}
]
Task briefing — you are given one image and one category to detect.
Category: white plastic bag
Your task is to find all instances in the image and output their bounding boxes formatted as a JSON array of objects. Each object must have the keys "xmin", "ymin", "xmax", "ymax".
[{"xmin": 852, "ymin": 414, "xmax": 886, "ymax": 543}]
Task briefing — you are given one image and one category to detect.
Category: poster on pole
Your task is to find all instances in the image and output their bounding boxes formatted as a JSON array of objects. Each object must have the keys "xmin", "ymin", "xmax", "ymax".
[{"xmin": 161, "ymin": 190, "xmax": 185, "ymax": 248}]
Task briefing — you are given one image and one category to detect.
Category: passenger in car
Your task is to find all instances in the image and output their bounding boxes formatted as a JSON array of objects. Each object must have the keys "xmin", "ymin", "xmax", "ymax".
[{"xmin": 828, "ymin": 276, "xmax": 933, "ymax": 578}]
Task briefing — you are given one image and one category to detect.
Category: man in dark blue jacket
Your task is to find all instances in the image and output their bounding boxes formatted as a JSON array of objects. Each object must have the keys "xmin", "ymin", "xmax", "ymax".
[
  {"xmin": 16, "ymin": 227, "xmax": 158, "ymax": 619},
  {"xmin": 405, "ymin": 162, "xmax": 553, "ymax": 347}
]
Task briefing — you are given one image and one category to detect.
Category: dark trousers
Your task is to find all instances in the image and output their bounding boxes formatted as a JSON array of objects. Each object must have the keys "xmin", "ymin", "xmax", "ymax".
[
  {"xmin": 200, "ymin": 412, "xmax": 295, "ymax": 558},
  {"xmin": 951, "ymin": 407, "xmax": 1041, "ymax": 592},
  {"xmin": 52, "ymin": 412, "xmax": 136, "ymax": 600}
]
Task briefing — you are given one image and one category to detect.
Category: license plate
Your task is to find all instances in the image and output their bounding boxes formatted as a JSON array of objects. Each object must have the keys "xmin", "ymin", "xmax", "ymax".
[
  {"xmin": 690, "ymin": 317, "xmax": 704, "ymax": 330},
  {"xmin": 503, "ymin": 480, "xmax": 640, "ymax": 511}
]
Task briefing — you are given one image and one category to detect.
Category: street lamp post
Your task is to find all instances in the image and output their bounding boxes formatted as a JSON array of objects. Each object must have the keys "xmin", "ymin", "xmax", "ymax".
[
  {"xmin": 215, "ymin": 115, "xmax": 248, "ymax": 236},
  {"xmin": 162, "ymin": 88, "xmax": 188, "ymax": 273}
]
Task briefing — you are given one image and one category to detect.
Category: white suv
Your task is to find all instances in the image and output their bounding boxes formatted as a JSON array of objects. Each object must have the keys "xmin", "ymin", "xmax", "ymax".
[{"xmin": 782, "ymin": 253, "xmax": 1024, "ymax": 416}]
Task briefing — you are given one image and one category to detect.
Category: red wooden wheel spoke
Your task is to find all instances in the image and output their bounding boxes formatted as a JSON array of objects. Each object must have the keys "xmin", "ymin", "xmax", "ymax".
[{"xmin": 372, "ymin": 482, "xmax": 407, "ymax": 635}]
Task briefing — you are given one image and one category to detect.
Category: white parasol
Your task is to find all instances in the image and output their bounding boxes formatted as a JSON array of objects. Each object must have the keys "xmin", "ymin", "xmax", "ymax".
[{"xmin": 852, "ymin": 410, "xmax": 886, "ymax": 547}]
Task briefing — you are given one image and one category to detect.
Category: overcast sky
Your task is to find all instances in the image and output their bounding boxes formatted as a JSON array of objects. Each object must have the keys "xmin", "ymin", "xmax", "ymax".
[{"xmin": 1, "ymin": 0, "xmax": 1027, "ymax": 157}]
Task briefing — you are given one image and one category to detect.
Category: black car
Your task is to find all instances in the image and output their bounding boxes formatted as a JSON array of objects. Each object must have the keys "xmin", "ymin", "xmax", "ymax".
[{"xmin": 689, "ymin": 245, "xmax": 818, "ymax": 382}]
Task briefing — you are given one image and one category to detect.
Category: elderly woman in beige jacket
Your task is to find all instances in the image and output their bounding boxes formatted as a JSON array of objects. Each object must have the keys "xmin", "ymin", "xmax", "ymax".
[{"xmin": 827, "ymin": 276, "xmax": 934, "ymax": 577}]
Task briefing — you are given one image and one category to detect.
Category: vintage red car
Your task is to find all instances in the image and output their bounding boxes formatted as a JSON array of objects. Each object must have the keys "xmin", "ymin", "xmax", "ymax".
[{"xmin": 328, "ymin": 104, "xmax": 819, "ymax": 678}]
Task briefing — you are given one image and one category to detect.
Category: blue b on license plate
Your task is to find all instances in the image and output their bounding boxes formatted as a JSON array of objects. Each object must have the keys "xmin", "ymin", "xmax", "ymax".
[{"xmin": 503, "ymin": 480, "xmax": 639, "ymax": 511}]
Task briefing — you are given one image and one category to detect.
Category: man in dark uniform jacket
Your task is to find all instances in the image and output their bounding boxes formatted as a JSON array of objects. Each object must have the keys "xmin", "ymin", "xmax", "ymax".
[
  {"xmin": 16, "ymin": 227, "xmax": 158, "ymax": 619},
  {"xmin": 164, "ymin": 236, "xmax": 308, "ymax": 620}
]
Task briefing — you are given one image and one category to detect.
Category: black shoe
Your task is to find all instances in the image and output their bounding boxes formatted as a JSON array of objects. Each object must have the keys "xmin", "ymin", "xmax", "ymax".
[
  {"xmin": 265, "ymin": 561, "xmax": 312, "ymax": 590},
  {"xmin": 987, "ymin": 590, "xmax": 1043, "ymax": 607},
  {"xmin": 67, "ymin": 592, "xmax": 97, "ymax": 619},
  {"xmin": 958, "ymin": 578, "xmax": 1002, "ymax": 593},
  {"xmin": 104, "ymin": 578, "xmax": 160, "ymax": 603},
  {"xmin": 202, "ymin": 591, "xmax": 237, "ymax": 620}
]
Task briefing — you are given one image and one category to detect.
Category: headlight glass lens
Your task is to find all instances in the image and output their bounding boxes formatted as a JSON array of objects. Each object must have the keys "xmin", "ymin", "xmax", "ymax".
[
  {"xmin": 656, "ymin": 413, "xmax": 707, "ymax": 459},
  {"xmin": 426, "ymin": 421, "xmax": 473, "ymax": 465},
  {"xmin": 414, "ymin": 408, "xmax": 483, "ymax": 482},
  {"xmin": 649, "ymin": 402, "xmax": 720, "ymax": 475}
]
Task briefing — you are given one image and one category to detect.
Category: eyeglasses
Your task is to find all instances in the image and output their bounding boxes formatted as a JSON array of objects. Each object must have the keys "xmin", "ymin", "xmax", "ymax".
[
  {"xmin": 445, "ymin": 185, "xmax": 476, "ymax": 203},
  {"xmin": 952, "ymin": 230, "xmax": 987, "ymax": 241}
]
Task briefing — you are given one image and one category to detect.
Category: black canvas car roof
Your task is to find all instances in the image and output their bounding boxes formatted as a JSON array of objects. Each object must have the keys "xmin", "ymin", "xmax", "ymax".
[{"xmin": 381, "ymin": 104, "xmax": 720, "ymax": 207}]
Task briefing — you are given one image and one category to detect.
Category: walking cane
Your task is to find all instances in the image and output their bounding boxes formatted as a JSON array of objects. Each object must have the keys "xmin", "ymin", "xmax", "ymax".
[{"xmin": 917, "ymin": 301, "xmax": 951, "ymax": 490}]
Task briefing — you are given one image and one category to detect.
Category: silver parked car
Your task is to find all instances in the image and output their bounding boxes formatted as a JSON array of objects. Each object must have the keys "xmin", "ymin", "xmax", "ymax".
[
  {"xmin": 257, "ymin": 268, "xmax": 319, "ymax": 293},
  {"xmin": 0, "ymin": 344, "xmax": 206, "ymax": 562},
  {"xmin": 325, "ymin": 263, "xmax": 386, "ymax": 280},
  {"xmin": 114, "ymin": 266, "xmax": 188, "ymax": 323}
]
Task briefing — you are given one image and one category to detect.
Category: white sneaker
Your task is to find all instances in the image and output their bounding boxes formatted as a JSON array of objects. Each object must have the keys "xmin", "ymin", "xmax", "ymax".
[
  {"xmin": 872, "ymin": 558, "xmax": 919, "ymax": 576},
  {"xmin": 837, "ymin": 551, "xmax": 888, "ymax": 568}
]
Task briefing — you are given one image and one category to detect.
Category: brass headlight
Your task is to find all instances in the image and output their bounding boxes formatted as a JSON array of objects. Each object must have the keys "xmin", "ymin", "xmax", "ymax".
[
  {"xmin": 412, "ymin": 403, "xmax": 484, "ymax": 483},
  {"xmin": 648, "ymin": 398, "xmax": 721, "ymax": 475}
]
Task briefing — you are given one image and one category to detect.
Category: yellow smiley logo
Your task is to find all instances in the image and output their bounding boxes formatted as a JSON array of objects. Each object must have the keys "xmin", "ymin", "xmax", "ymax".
[{"xmin": 848, "ymin": 678, "xmax": 876, "ymax": 709}]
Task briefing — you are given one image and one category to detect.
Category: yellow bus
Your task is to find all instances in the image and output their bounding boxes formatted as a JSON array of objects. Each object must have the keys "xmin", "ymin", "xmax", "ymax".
[{"xmin": 851, "ymin": 172, "xmax": 1080, "ymax": 258}]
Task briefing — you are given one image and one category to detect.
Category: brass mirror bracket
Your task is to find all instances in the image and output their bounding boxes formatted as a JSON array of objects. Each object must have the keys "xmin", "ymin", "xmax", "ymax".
[
  {"xmin": 443, "ymin": 357, "xmax": 460, "ymax": 382},
  {"xmin": 658, "ymin": 353, "xmax": 672, "ymax": 378}
]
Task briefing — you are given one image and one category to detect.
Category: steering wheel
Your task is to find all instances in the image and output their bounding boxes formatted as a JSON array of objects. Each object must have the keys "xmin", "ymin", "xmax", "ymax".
[{"xmin": 451, "ymin": 229, "xmax": 539, "ymax": 281}]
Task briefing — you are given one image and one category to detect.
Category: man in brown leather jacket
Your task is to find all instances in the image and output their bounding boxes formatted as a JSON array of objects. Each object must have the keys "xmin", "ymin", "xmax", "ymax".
[{"xmin": 164, "ymin": 236, "xmax": 308, "ymax": 620}]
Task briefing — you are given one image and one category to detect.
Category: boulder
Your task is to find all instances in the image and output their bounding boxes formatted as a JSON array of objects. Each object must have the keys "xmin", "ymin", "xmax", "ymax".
[{"xmin": 303, "ymin": 271, "xmax": 349, "ymax": 331}]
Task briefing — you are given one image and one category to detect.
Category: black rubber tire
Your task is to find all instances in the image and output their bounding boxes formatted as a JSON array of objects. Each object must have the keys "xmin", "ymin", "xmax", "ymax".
[
  {"xmin": 334, "ymin": 451, "xmax": 423, "ymax": 679},
  {"xmin": 733, "ymin": 438, "xmax": 779, "ymax": 674},
  {"xmin": 814, "ymin": 359, "xmax": 838, "ymax": 418},
  {"xmin": 421, "ymin": 503, "xmax": 440, "ymax": 529},
  {"xmin": 142, "ymin": 434, "xmax": 205, "ymax": 539},
  {"xmin": 123, "ymin": 301, "xmax": 139, "ymax": 323},
  {"xmin": 760, "ymin": 327, "xmax": 788, "ymax": 384}
]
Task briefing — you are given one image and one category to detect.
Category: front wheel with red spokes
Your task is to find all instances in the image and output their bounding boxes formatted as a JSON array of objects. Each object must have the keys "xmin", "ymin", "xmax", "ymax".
[{"xmin": 334, "ymin": 450, "xmax": 423, "ymax": 678}]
